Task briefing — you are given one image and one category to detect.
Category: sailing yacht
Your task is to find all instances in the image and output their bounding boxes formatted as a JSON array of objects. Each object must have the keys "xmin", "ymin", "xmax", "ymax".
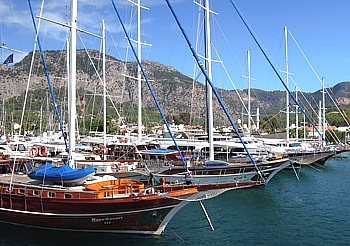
[
  {"xmin": 143, "ymin": 0, "xmax": 290, "ymax": 187},
  {"xmin": 0, "ymin": 0, "xmax": 217, "ymax": 235}
]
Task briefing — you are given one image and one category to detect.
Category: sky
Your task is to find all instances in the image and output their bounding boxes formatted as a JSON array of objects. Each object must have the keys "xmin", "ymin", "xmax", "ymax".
[{"xmin": 1, "ymin": 0, "xmax": 349, "ymax": 93}]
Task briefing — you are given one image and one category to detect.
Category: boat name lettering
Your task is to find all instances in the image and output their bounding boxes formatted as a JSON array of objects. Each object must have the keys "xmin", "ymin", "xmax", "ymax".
[{"xmin": 91, "ymin": 216, "xmax": 123, "ymax": 223}]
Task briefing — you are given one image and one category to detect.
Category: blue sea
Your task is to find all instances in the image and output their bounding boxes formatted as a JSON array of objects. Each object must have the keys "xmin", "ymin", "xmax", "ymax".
[{"xmin": 0, "ymin": 154, "xmax": 349, "ymax": 246}]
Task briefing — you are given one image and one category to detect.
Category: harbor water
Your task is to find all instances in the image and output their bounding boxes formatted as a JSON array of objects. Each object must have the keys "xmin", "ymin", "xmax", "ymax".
[{"xmin": 0, "ymin": 154, "xmax": 349, "ymax": 246}]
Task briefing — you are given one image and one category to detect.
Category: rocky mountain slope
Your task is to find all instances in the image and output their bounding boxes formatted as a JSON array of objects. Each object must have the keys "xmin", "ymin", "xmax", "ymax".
[{"xmin": 0, "ymin": 50, "xmax": 349, "ymax": 126}]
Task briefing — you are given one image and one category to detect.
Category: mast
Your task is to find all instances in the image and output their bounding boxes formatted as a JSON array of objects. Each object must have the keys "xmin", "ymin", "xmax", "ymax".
[
  {"xmin": 137, "ymin": 0, "xmax": 142, "ymax": 141},
  {"xmin": 68, "ymin": 0, "xmax": 77, "ymax": 168},
  {"xmin": 318, "ymin": 100, "xmax": 322, "ymax": 143},
  {"xmin": 247, "ymin": 49, "xmax": 251, "ymax": 136},
  {"xmin": 66, "ymin": 37, "xmax": 70, "ymax": 136},
  {"xmin": 204, "ymin": 0, "xmax": 214, "ymax": 160},
  {"xmin": 128, "ymin": 0, "xmax": 149, "ymax": 142},
  {"xmin": 102, "ymin": 20, "xmax": 107, "ymax": 148},
  {"xmin": 295, "ymin": 86, "xmax": 298, "ymax": 140},
  {"xmin": 39, "ymin": 105, "xmax": 43, "ymax": 136},
  {"xmin": 256, "ymin": 107, "xmax": 259, "ymax": 131},
  {"xmin": 322, "ymin": 77, "xmax": 326, "ymax": 145},
  {"xmin": 1, "ymin": 98, "xmax": 4, "ymax": 136},
  {"xmin": 284, "ymin": 26, "xmax": 290, "ymax": 144}
]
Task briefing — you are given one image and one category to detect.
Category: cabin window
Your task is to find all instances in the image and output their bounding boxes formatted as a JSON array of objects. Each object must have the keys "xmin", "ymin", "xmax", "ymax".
[
  {"xmin": 18, "ymin": 189, "xmax": 25, "ymax": 194},
  {"xmin": 33, "ymin": 190, "xmax": 41, "ymax": 196},
  {"xmin": 64, "ymin": 193, "xmax": 73, "ymax": 199},
  {"xmin": 48, "ymin": 192, "xmax": 55, "ymax": 198}
]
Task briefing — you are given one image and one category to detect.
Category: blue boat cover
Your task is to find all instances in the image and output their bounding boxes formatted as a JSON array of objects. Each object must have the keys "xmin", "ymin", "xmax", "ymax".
[
  {"xmin": 28, "ymin": 163, "xmax": 95, "ymax": 183},
  {"xmin": 203, "ymin": 160, "xmax": 229, "ymax": 167},
  {"xmin": 141, "ymin": 149, "xmax": 177, "ymax": 154}
]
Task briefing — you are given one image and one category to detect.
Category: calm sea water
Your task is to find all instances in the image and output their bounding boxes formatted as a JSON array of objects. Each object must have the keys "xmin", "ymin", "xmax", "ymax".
[{"xmin": 0, "ymin": 154, "xmax": 349, "ymax": 246}]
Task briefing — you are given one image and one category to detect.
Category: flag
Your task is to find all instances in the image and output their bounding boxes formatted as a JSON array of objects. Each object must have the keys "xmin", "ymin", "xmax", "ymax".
[
  {"xmin": 79, "ymin": 96, "xmax": 84, "ymax": 101},
  {"xmin": 3, "ymin": 54, "xmax": 13, "ymax": 65}
]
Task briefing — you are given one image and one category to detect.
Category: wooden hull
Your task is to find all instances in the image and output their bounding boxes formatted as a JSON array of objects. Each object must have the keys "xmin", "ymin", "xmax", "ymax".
[
  {"xmin": 0, "ymin": 203, "xmax": 175, "ymax": 234},
  {"xmin": 0, "ymin": 180, "xmax": 199, "ymax": 235}
]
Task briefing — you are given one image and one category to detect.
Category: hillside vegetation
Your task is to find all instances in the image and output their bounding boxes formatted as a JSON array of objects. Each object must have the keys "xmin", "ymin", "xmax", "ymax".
[{"xmin": 1, "ymin": 50, "xmax": 350, "ymax": 135}]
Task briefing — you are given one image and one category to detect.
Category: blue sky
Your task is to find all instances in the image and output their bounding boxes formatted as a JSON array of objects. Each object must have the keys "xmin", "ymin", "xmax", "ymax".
[{"xmin": 1, "ymin": 0, "xmax": 349, "ymax": 93}]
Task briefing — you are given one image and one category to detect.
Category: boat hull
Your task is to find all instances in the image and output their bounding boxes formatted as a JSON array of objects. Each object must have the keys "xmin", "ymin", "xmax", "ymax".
[
  {"xmin": 0, "ymin": 181, "xmax": 199, "ymax": 235},
  {"xmin": 154, "ymin": 158, "xmax": 290, "ymax": 186},
  {"xmin": 0, "ymin": 205, "xmax": 174, "ymax": 234}
]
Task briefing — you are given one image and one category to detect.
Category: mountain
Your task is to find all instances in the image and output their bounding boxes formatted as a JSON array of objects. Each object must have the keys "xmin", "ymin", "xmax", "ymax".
[{"xmin": 0, "ymin": 50, "xmax": 350, "ymax": 129}]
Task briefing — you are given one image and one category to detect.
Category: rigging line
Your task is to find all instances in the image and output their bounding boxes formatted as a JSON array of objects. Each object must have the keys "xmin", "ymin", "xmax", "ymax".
[
  {"xmin": 165, "ymin": 0, "xmax": 265, "ymax": 181},
  {"xmin": 105, "ymin": 24, "xmax": 122, "ymax": 59},
  {"xmin": 7, "ymin": 0, "xmax": 23, "ymax": 52},
  {"xmin": 156, "ymin": 218, "xmax": 188, "ymax": 245},
  {"xmin": 107, "ymin": 95, "xmax": 125, "ymax": 126},
  {"xmin": 249, "ymin": 88, "xmax": 287, "ymax": 139},
  {"xmin": 326, "ymin": 86, "xmax": 350, "ymax": 127},
  {"xmin": 210, "ymin": 43, "xmax": 252, "ymax": 123},
  {"xmin": 229, "ymin": 0, "xmax": 327, "ymax": 144},
  {"xmin": 20, "ymin": 0, "xmax": 44, "ymax": 136},
  {"xmin": 289, "ymin": 77, "xmax": 320, "ymax": 119},
  {"xmin": 289, "ymin": 30, "xmax": 350, "ymax": 127},
  {"xmin": 27, "ymin": 0, "xmax": 68, "ymax": 149},
  {"xmin": 288, "ymin": 30, "xmax": 323, "ymax": 85},
  {"xmin": 326, "ymin": 125, "xmax": 341, "ymax": 144},
  {"xmin": 211, "ymin": 16, "xmax": 245, "ymax": 74},
  {"xmin": 77, "ymin": 33, "xmax": 104, "ymax": 86},
  {"xmin": 290, "ymin": 78, "xmax": 341, "ymax": 144},
  {"xmin": 111, "ymin": 0, "xmax": 189, "ymax": 172},
  {"xmin": 190, "ymin": 2, "xmax": 204, "ymax": 126}
]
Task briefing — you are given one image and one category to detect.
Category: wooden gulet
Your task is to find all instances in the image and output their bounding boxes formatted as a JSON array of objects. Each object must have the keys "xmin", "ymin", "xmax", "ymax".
[
  {"xmin": 0, "ymin": 0, "xmax": 216, "ymax": 236},
  {"xmin": 0, "ymin": 174, "xmax": 201, "ymax": 234}
]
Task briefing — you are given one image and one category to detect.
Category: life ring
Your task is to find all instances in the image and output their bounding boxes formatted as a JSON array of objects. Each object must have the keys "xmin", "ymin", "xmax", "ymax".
[
  {"xmin": 111, "ymin": 164, "xmax": 117, "ymax": 169},
  {"xmin": 122, "ymin": 138, "xmax": 128, "ymax": 143},
  {"xmin": 99, "ymin": 146, "xmax": 108, "ymax": 155},
  {"xmin": 29, "ymin": 146, "xmax": 38, "ymax": 158},
  {"xmin": 92, "ymin": 146, "xmax": 100, "ymax": 155},
  {"xmin": 38, "ymin": 145, "xmax": 48, "ymax": 157}
]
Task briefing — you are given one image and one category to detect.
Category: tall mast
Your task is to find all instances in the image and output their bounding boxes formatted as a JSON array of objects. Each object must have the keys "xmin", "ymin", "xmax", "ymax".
[
  {"xmin": 2, "ymin": 98, "xmax": 4, "ymax": 136},
  {"xmin": 285, "ymin": 26, "xmax": 290, "ymax": 144},
  {"xmin": 137, "ymin": 0, "xmax": 142, "ymax": 141},
  {"xmin": 204, "ymin": 0, "xmax": 214, "ymax": 160},
  {"xmin": 102, "ymin": 20, "xmax": 107, "ymax": 148},
  {"xmin": 247, "ymin": 49, "xmax": 251, "ymax": 137},
  {"xmin": 322, "ymin": 77, "xmax": 326, "ymax": 145},
  {"xmin": 318, "ymin": 100, "xmax": 322, "ymax": 143},
  {"xmin": 295, "ymin": 86, "xmax": 298, "ymax": 140},
  {"xmin": 68, "ymin": 0, "xmax": 77, "ymax": 168},
  {"xmin": 129, "ymin": 0, "xmax": 149, "ymax": 142}
]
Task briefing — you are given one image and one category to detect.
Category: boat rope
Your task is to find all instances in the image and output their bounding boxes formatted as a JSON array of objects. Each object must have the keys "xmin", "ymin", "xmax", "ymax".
[
  {"xmin": 19, "ymin": 0, "xmax": 42, "ymax": 136},
  {"xmin": 228, "ymin": 0, "xmax": 327, "ymax": 144},
  {"xmin": 164, "ymin": 0, "xmax": 265, "ymax": 181},
  {"xmin": 110, "ymin": 0, "xmax": 189, "ymax": 172},
  {"xmin": 155, "ymin": 217, "xmax": 188, "ymax": 245},
  {"xmin": 199, "ymin": 200, "xmax": 214, "ymax": 231},
  {"xmin": 306, "ymin": 164, "xmax": 323, "ymax": 172},
  {"xmin": 27, "ymin": 0, "xmax": 68, "ymax": 150},
  {"xmin": 290, "ymin": 161, "xmax": 300, "ymax": 181}
]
